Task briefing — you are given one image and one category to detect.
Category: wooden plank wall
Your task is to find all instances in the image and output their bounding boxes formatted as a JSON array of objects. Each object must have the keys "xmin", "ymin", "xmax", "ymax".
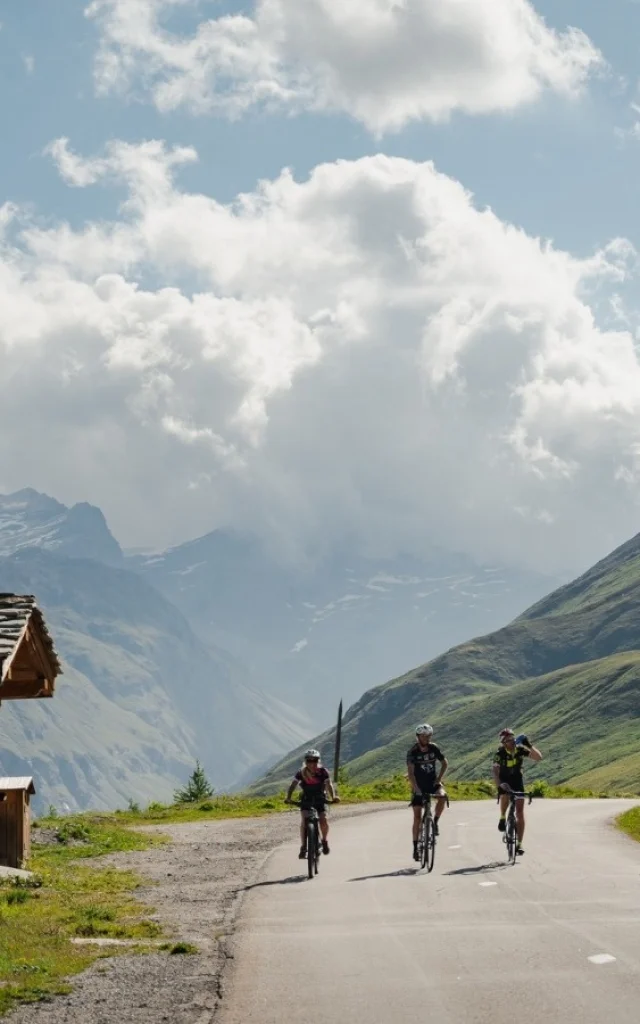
[{"xmin": 0, "ymin": 792, "xmax": 27, "ymax": 868}]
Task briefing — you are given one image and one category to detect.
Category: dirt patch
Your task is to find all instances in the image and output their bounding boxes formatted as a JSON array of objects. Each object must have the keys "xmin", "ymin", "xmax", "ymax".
[{"xmin": 8, "ymin": 803, "xmax": 400, "ymax": 1024}]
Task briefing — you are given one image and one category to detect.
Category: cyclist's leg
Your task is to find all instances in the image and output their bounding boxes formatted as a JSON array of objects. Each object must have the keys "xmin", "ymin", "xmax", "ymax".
[
  {"xmin": 434, "ymin": 785, "xmax": 446, "ymax": 823},
  {"xmin": 498, "ymin": 790, "xmax": 509, "ymax": 829},
  {"xmin": 411, "ymin": 793, "xmax": 422, "ymax": 859},
  {"xmin": 319, "ymin": 810, "xmax": 329, "ymax": 841},
  {"xmin": 411, "ymin": 795, "xmax": 422, "ymax": 841},
  {"xmin": 317, "ymin": 806, "xmax": 331, "ymax": 854}
]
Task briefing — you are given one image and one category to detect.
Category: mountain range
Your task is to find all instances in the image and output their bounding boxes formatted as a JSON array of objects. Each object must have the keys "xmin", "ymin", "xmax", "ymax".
[
  {"xmin": 132, "ymin": 532, "xmax": 559, "ymax": 720},
  {"xmin": 255, "ymin": 529, "xmax": 640, "ymax": 794},
  {"xmin": 0, "ymin": 487, "xmax": 561, "ymax": 810},
  {"xmin": 0, "ymin": 491, "xmax": 309, "ymax": 811}
]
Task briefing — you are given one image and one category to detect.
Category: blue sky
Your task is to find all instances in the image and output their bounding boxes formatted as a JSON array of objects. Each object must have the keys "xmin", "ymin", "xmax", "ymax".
[
  {"xmin": 3, "ymin": 1, "xmax": 640, "ymax": 571},
  {"xmin": 1, "ymin": 0, "xmax": 640, "ymax": 253}
]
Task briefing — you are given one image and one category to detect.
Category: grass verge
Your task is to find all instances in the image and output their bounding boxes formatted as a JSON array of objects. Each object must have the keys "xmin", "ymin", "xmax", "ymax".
[
  {"xmin": 617, "ymin": 805, "xmax": 640, "ymax": 842},
  {"xmin": 0, "ymin": 817, "xmax": 162, "ymax": 1015}
]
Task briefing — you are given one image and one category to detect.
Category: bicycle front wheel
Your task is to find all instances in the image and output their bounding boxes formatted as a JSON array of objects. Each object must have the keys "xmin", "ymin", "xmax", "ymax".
[
  {"xmin": 307, "ymin": 821, "xmax": 316, "ymax": 880},
  {"xmin": 420, "ymin": 816, "xmax": 433, "ymax": 871},
  {"xmin": 506, "ymin": 816, "xmax": 517, "ymax": 864}
]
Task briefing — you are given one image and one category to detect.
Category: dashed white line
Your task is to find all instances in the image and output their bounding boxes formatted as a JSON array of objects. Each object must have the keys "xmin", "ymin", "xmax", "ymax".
[
  {"xmin": 479, "ymin": 881, "xmax": 497, "ymax": 887},
  {"xmin": 448, "ymin": 845, "xmax": 462, "ymax": 850},
  {"xmin": 588, "ymin": 954, "xmax": 616, "ymax": 965}
]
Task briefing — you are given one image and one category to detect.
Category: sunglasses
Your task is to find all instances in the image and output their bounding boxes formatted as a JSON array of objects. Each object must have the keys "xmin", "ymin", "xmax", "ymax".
[{"xmin": 305, "ymin": 757, "xmax": 319, "ymax": 763}]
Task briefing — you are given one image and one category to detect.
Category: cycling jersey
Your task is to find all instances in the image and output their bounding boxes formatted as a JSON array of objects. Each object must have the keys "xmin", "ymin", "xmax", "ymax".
[
  {"xmin": 493, "ymin": 744, "xmax": 530, "ymax": 788},
  {"xmin": 407, "ymin": 742, "xmax": 445, "ymax": 793},
  {"xmin": 294, "ymin": 766, "xmax": 329, "ymax": 808}
]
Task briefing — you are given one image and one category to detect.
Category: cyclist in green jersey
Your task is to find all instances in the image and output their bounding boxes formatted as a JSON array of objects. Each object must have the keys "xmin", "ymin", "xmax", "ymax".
[{"xmin": 493, "ymin": 728, "xmax": 542, "ymax": 856}]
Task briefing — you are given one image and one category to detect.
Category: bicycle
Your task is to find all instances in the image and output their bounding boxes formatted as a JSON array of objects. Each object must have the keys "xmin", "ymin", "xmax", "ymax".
[
  {"xmin": 415, "ymin": 791, "xmax": 449, "ymax": 872},
  {"xmin": 497, "ymin": 789, "xmax": 533, "ymax": 864},
  {"xmin": 289, "ymin": 799, "xmax": 332, "ymax": 880}
]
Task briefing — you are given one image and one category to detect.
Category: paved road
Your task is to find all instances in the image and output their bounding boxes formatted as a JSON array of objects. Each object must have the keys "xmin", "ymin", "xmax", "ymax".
[{"xmin": 219, "ymin": 800, "xmax": 640, "ymax": 1024}]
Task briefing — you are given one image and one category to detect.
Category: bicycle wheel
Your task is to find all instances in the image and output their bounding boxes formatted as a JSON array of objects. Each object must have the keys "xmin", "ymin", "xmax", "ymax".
[
  {"xmin": 314, "ymin": 831, "xmax": 320, "ymax": 876},
  {"xmin": 305, "ymin": 819, "xmax": 315, "ymax": 876},
  {"xmin": 506, "ymin": 814, "xmax": 517, "ymax": 864},
  {"xmin": 420, "ymin": 815, "xmax": 432, "ymax": 870},
  {"xmin": 426, "ymin": 819, "xmax": 436, "ymax": 873}
]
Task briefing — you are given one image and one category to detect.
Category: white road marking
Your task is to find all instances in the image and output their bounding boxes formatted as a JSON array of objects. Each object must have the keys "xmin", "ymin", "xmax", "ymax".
[
  {"xmin": 448, "ymin": 844, "xmax": 462, "ymax": 850},
  {"xmin": 479, "ymin": 881, "xmax": 497, "ymax": 887},
  {"xmin": 588, "ymin": 954, "xmax": 616, "ymax": 965}
]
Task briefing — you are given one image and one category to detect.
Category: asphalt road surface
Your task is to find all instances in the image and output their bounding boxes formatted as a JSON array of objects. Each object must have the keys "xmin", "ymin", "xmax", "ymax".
[{"xmin": 219, "ymin": 799, "xmax": 640, "ymax": 1024}]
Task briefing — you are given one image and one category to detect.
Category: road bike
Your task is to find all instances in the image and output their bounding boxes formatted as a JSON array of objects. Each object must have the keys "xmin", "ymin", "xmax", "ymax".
[
  {"xmin": 498, "ymin": 789, "xmax": 533, "ymax": 864},
  {"xmin": 415, "ymin": 791, "xmax": 449, "ymax": 872}
]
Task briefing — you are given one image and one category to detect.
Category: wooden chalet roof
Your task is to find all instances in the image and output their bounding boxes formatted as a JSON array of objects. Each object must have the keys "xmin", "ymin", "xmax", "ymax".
[
  {"xmin": 0, "ymin": 594, "xmax": 61, "ymax": 689},
  {"xmin": 0, "ymin": 777, "xmax": 36, "ymax": 795}
]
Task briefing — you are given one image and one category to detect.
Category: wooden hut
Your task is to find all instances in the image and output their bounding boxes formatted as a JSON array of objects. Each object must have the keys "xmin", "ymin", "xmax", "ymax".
[
  {"xmin": 0, "ymin": 777, "xmax": 36, "ymax": 868},
  {"xmin": 0, "ymin": 594, "xmax": 61, "ymax": 701},
  {"xmin": 0, "ymin": 595, "xmax": 60, "ymax": 867}
]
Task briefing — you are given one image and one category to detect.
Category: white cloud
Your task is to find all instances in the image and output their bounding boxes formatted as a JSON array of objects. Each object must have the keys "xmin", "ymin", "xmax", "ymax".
[
  {"xmin": 85, "ymin": 0, "xmax": 602, "ymax": 133},
  {"xmin": 1, "ymin": 138, "xmax": 640, "ymax": 573}
]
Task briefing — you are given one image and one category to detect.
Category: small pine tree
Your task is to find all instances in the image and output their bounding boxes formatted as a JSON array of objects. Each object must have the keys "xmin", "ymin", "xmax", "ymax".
[{"xmin": 173, "ymin": 761, "xmax": 215, "ymax": 804}]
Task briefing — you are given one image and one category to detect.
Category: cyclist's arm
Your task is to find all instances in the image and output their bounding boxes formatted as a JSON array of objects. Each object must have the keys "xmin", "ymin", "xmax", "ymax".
[
  {"xmin": 436, "ymin": 756, "xmax": 448, "ymax": 783},
  {"xmin": 527, "ymin": 745, "xmax": 543, "ymax": 762},
  {"xmin": 407, "ymin": 761, "xmax": 420, "ymax": 794},
  {"xmin": 492, "ymin": 759, "xmax": 504, "ymax": 790},
  {"xmin": 285, "ymin": 776, "xmax": 300, "ymax": 802},
  {"xmin": 324, "ymin": 773, "xmax": 338, "ymax": 801}
]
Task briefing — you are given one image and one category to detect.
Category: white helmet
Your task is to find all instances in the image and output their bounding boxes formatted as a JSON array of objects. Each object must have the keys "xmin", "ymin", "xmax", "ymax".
[
  {"xmin": 415, "ymin": 724, "xmax": 433, "ymax": 736},
  {"xmin": 304, "ymin": 749, "xmax": 321, "ymax": 759}
]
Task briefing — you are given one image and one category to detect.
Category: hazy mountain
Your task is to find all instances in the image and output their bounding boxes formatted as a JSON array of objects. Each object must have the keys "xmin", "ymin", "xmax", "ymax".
[
  {"xmin": 0, "ymin": 497, "xmax": 310, "ymax": 811},
  {"xmin": 0, "ymin": 487, "xmax": 563, "ymax": 806},
  {"xmin": 132, "ymin": 532, "xmax": 560, "ymax": 726},
  {"xmin": 254, "ymin": 530, "xmax": 640, "ymax": 795},
  {"xmin": 0, "ymin": 489, "xmax": 123, "ymax": 566}
]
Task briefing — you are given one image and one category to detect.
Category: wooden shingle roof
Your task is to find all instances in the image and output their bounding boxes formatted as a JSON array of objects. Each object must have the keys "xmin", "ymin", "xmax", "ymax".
[{"xmin": 0, "ymin": 594, "xmax": 61, "ymax": 684}]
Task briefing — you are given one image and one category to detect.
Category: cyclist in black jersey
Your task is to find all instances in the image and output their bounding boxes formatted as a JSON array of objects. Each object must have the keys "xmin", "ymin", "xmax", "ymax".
[
  {"xmin": 407, "ymin": 723, "xmax": 448, "ymax": 862},
  {"xmin": 493, "ymin": 728, "xmax": 542, "ymax": 855}
]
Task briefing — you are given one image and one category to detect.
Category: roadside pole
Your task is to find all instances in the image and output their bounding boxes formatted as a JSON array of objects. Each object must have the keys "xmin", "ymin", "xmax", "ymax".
[{"xmin": 334, "ymin": 699, "xmax": 343, "ymax": 792}]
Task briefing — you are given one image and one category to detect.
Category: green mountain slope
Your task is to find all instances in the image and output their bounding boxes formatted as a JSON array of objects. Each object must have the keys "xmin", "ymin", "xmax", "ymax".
[{"xmin": 254, "ymin": 533, "xmax": 640, "ymax": 794}]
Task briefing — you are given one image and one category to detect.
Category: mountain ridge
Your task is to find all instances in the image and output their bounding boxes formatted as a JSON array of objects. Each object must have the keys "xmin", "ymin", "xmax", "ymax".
[{"xmin": 252, "ymin": 529, "xmax": 640, "ymax": 794}]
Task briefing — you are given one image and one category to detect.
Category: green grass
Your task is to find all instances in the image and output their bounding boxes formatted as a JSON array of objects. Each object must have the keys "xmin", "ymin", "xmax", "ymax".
[
  {"xmin": 617, "ymin": 806, "xmax": 640, "ymax": 843},
  {"xmin": 0, "ymin": 817, "xmax": 163, "ymax": 1015}
]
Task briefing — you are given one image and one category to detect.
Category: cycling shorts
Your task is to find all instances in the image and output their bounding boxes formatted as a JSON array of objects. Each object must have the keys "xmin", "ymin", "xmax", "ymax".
[{"xmin": 411, "ymin": 780, "xmax": 446, "ymax": 806}]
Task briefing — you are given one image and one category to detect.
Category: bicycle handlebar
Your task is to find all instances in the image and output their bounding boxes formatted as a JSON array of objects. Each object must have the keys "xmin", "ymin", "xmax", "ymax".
[
  {"xmin": 496, "ymin": 789, "xmax": 534, "ymax": 805},
  {"xmin": 286, "ymin": 798, "xmax": 337, "ymax": 808},
  {"xmin": 410, "ymin": 792, "xmax": 450, "ymax": 809}
]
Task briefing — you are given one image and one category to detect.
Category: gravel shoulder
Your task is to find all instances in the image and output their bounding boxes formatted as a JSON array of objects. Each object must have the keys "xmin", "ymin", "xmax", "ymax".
[{"xmin": 8, "ymin": 802, "xmax": 401, "ymax": 1024}]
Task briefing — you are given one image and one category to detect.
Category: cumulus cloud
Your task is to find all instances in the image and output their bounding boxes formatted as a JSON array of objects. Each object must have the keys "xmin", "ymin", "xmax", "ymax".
[
  {"xmin": 1, "ymin": 138, "xmax": 639, "ymax": 573},
  {"xmin": 85, "ymin": 0, "xmax": 602, "ymax": 132}
]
